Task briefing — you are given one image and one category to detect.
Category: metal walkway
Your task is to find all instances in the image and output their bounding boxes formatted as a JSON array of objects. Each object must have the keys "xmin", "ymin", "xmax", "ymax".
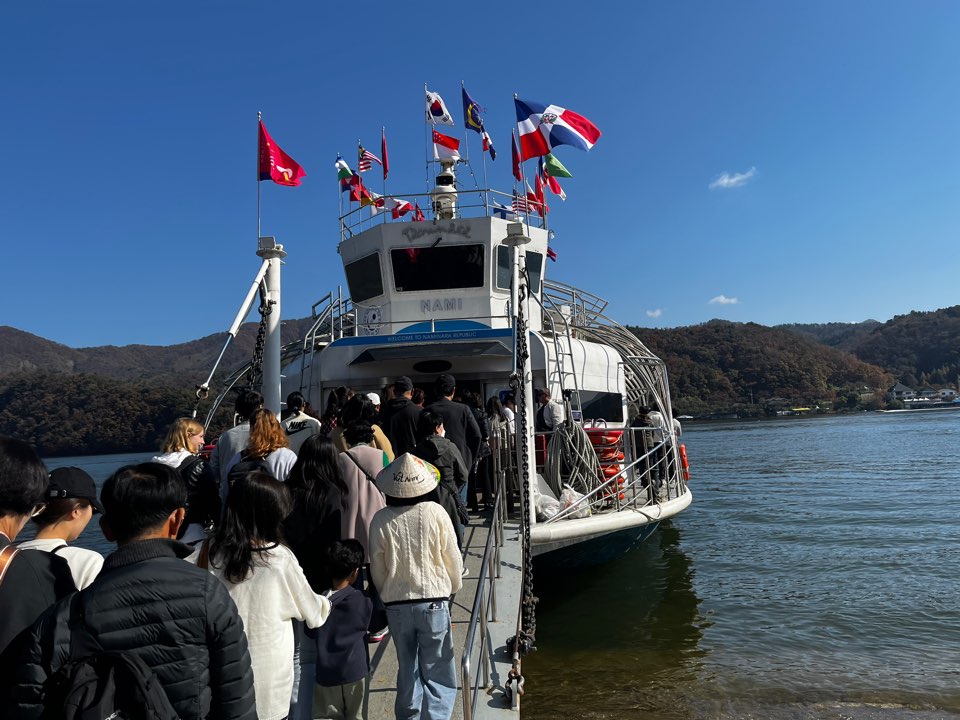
[{"xmin": 363, "ymin": 509, "xmax": 523, "ymax": 720}]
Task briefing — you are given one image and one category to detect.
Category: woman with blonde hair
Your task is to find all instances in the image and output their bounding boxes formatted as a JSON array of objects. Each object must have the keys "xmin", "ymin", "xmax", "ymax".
[
  {"xmin": 225, "ymin": 408, "xmax": 298, "ymax": 486},
  {"xmin": 153, "ymin": 417, "xmax": 220, "ymax": 543}
]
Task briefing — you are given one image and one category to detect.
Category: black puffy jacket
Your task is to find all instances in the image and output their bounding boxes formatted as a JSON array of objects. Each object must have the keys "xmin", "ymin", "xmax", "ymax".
[
  {"xmin": 9, "ymin": 539, "xmax": 256, "ymax": 720},
  {"xmin": 177, "ymin": 455, "xmax": 221, "ymax": 530}
]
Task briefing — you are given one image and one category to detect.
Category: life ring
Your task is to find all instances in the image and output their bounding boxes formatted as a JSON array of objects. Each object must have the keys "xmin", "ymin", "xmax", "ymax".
[{"xmin": 679, "ymin": 443, "xmax": 690, "ymax": 481}]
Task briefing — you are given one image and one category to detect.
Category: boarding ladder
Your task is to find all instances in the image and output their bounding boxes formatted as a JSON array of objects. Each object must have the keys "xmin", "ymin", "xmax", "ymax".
[{"xmin": 541, "ymin": 280, "xmax": 674, "ymax": 419}]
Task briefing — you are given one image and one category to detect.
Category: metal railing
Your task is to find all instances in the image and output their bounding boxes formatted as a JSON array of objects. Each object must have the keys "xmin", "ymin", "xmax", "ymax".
[
  {"xmin": 339, "ymin": 187, "xmax": 548, "ymax": 240},
  {"xmin": 460, "ymin": 428, "xmax": 511, "ymax": 720}
]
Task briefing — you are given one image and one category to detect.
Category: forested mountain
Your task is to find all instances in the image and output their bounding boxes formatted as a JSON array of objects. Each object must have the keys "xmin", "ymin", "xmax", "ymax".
[
  {"xmin": 0, "ymin": 320, "xmax": 318, "ymax": 384},
  {"xmin": 777, "ymin": 306, "xmax": 960, "ymax": 387},
  {"xmin": 842, "ymin": 306, "xmax": 960, "ymax": 387},
  {"xmin": 632, "ymin": 321, "xmax": 891, "ymax": 417},
  {"xmin": 776, "ymin": 320, "xmax": 881, "ymax": 351},
  {"xmin": 6, "ymin": 304, "xmax": 959, "ymax": 455}
]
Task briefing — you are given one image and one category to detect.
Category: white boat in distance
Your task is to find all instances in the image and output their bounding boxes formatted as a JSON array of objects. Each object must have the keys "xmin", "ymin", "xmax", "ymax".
[{"xmin": 203, "ymin": 157, "xmax": 692, "ymax": 569}]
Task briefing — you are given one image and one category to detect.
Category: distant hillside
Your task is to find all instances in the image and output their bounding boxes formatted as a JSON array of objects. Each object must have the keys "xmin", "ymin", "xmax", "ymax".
[
  {"xmin": 777, "ymin": 320, "xmax": 881, "ymax": 351},
  {"xmin": 632, "ymin": 320, "xmax": 891, "ymax": 416},
  {"xmin": 842, "ymin": 305, "xmax": 960, "ymax": 387},
  {"xmin": 0, "ymin": 318, "xmax": 318, "ymax": 386}
]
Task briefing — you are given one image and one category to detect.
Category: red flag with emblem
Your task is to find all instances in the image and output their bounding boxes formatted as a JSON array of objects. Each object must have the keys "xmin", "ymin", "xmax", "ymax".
[{"xmin": 258, "ymin": 120, "xmax": 306, "ymax": 186}]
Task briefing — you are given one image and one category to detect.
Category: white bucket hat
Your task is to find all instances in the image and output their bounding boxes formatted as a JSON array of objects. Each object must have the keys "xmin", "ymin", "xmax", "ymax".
[{"xmin": 376, "ymin": 453, "xmax": 440, "ymax": 499}]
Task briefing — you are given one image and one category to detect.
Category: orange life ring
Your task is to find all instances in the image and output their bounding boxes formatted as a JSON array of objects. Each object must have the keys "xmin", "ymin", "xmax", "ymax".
[{"xmin": 679, "ymin": 443, "xmax": 690, "ymax": 481}]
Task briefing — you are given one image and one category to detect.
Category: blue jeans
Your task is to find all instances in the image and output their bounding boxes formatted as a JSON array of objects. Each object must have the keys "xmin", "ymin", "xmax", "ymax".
[{"xmin": 386, "ymin": 601, "xmax": 458, "ymax": 720}]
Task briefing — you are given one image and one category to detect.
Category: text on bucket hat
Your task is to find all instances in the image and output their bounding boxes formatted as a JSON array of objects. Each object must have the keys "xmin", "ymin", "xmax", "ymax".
[
  {"xmin": 48, "ymin": 466, "xmax": 105, "ymax": 514},
  {"xmin": 376, "ymin": 453, "xmax": 440, "ymax": 499}
]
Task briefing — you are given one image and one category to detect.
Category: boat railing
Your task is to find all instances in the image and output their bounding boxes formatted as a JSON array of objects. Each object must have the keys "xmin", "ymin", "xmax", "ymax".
[
  {"xmin": 538, "ymin": 426, "xmax": 685, "ymax": 523},
  {"xmin": 460, "ymin": 430, "xmax": 511, "ymax": 720},
  {"xmin": 339, "ymin": 187, "xmax": 547, "ymax": 241}
]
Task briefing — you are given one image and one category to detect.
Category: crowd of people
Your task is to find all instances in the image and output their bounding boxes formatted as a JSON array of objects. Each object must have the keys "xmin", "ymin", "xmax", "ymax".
[{"xmin": 0, "ymin": 372, "xmax": 516, "ymax": 720}]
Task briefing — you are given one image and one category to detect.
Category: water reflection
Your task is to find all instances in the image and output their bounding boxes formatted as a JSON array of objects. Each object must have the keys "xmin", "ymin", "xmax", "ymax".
[{"xmin": 524, "ymin": 520, "xmax": 706, "ymax": 719}]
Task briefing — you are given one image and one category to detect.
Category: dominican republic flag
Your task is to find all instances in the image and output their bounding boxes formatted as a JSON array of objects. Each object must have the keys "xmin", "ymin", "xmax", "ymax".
[
  {"xmin": 432, "ymin": 130, "xmax": 461, "ymax": 162},
  {"xmin": 426, "ymin": 89, "xmax": 455, "ymax": 125},
  {"xmin": 258, "ymin": 120, "xmax": 306, "ymax": 186},
  {"xmin": 481, "ymin": 130, "xmax": 496, "ymax": 160},
  {"xmin": 514, "ymin": 98, "xmax": 601, "ymax": 161},
  {"xmin": 547, "ymin": 247, "xmax": 557, "ymax": 262}
]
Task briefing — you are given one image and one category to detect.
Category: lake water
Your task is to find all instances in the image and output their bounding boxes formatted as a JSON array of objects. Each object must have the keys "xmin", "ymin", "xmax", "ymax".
[
  {"xmin": 524, "ymin": 411, "xmax": 960, "ymax": 719},
  {"xmin": 25, "ymin": 413, "xmax": 960, "ymax": 718}
]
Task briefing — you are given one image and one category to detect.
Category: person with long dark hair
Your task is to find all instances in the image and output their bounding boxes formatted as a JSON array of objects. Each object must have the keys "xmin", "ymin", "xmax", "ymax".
[
  {"xmin": 194, "ymin": 471, "xmax": 330, "ymax": 720},
  {"xmin": 368, "ymin": 453, "xmax": 463, "ymax": 720},
  {"xmin": 320, "ymin": 386, "xmax": 353, "ymax": 437},
  {"xmin": 284, "ymin": 434, "xmax": 348, "ymax": 593},
  {"xmin": 329, "ymin": 394, "xmax": 395, "ymax": 462}
]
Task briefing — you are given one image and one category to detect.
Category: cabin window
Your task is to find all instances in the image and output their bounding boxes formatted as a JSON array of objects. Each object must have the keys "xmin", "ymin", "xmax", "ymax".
[
  {"xmin": 577, "ymin": 391, "xmax": 624, "ymax": 423},
  {"xmin": 496, "ymin": 246, "xmax": 544, "ymax": 293},
  {"xmin": 391, "ymin": 244, "xmax": 485, "ymax": 291},
  {"xmin": 344, "ymin": 252, "xmax": 383, "ymax": 303},
  {"xmin": 496, "ymin": 246, "xmax": 511, "ymax": 289},
  {"xmin": 526, "ymin": 251, "xmax": 543, "ymax": 294}
]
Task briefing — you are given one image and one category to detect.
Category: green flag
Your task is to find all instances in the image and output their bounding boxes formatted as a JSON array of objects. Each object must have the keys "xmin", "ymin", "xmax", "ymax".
[{"xmin": 544, "ymin": 153, "xmax": 573, "ymax": 178}]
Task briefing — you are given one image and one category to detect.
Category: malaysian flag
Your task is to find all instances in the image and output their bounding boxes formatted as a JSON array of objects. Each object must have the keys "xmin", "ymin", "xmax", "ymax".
[{"xmin": 358, "ymin": 143, "xmax": 382, "ymax": 173}]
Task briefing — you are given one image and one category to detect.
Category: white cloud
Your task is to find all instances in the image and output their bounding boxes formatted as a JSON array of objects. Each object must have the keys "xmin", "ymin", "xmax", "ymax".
[
  {"xmin": 709, "ymin": 295, "xmax": 740, "ymax": 305},
  {"xmin": 709, "ymin": 166, "xmax": 757, "ymax": 190},
  {"xmin": 646, "ymin": 308, "xmax": 663, "ymax": 318}
]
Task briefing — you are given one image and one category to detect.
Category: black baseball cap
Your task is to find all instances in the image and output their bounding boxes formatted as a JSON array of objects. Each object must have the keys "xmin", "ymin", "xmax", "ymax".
[
  {"xmin": 394, "ymin": 376, "xmax": 413, "ymax": 393},
  {"xmin": 48, "ymin": 467, "xmax": 105, "ymax": 514}
]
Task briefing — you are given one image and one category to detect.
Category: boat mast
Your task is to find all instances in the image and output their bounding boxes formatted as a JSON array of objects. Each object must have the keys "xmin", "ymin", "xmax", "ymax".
[
  {"xmin": 504, "ymin": 222, "xmax": 537, "ymax": 528},
  {"xmin": 257, "ymin": 235, "xmax": 286, "ymax": 415}
]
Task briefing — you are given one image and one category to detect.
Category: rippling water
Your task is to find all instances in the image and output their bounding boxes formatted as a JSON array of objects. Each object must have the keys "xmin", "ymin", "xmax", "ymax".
[{"xmin": 524, "ymin": 412, "xmax": 960, "ymax": 719}]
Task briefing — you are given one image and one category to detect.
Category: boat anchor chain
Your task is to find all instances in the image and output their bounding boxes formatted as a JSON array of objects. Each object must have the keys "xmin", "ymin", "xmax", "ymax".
[
  {"xmin": 512, "ymin": 282, "xmax": 538, "ymax": 656},
  {"xmin": 505, "ymin": 667, "xmax": 525, "ymax": 710},
  {"xmin": 244, "ymin": 285, "xmax": 273, "ymax": 392}
]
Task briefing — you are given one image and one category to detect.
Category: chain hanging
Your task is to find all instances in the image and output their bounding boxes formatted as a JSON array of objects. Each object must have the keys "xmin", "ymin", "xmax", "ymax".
[
  {"xmin": 244, "ymin": 283, "xmax": 272, "ymax": 392},
  {"xmin": 511, "ymin": 281, "xmax": 538, "ymax": 656}
]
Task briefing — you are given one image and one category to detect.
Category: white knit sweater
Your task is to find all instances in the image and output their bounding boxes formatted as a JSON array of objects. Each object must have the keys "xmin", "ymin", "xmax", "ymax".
[{"xmin": 368, "ymin": 502, "xmax": 463, "ymax": 604}]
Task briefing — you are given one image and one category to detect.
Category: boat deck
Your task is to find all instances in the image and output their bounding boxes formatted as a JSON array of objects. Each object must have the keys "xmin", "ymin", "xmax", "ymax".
[{"xmin": 363, "ymin": 511, "xmax": 524, "ymax": 720}]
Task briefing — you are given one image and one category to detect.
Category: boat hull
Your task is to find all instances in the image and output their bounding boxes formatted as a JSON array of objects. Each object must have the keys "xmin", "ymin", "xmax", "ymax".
[
  {"xmin": 529, "ymin": 490, "xmax": 692, "ymax": 568},
  {"xmin": 533, "ymin": 521, "xmax": 661, "ymax": 569}
]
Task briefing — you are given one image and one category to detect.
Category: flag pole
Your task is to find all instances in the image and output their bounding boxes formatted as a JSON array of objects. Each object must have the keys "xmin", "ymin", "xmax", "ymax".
[
  {"xmin": 257, "ymin": 111, "xmax": 262, "ymax": 241},
  {"xmin": 424, "ymin": 83, "xmax": 431, "ymax": 204}
]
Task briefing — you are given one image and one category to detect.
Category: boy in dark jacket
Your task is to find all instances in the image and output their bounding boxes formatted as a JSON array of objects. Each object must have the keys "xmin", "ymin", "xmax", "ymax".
[
  {"xmin": 311, "ymin": 539, "xmax": 372, "ymax": 720},
  {"xmin": 9, "ymin": 462, "xmax": 257, "ymax": 720}
]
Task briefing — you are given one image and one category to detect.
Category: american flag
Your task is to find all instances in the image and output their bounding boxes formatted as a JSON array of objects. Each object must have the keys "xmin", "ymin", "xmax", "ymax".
[
  {"xmin": 511, "ymin": 191, "xmax": 530, "ymax": 213},
  {"xmin": 358, "ymin": 144, "xmax": 382, "ymax": 173}
]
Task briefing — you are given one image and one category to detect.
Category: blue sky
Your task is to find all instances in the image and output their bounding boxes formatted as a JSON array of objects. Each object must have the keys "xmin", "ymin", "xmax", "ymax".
[{"xmin": 2, "ymin": 2, "xmax": 958, "ymax": 348}]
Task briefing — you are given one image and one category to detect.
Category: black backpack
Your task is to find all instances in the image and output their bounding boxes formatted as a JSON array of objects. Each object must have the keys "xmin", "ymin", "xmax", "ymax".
[
  {"xmin": 226, "ymin": 451, "xmax": 271, "ymax": 489},
  {"xmin": 42, "ymin": 594, "xmax": 179, "ymax": 720}
]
